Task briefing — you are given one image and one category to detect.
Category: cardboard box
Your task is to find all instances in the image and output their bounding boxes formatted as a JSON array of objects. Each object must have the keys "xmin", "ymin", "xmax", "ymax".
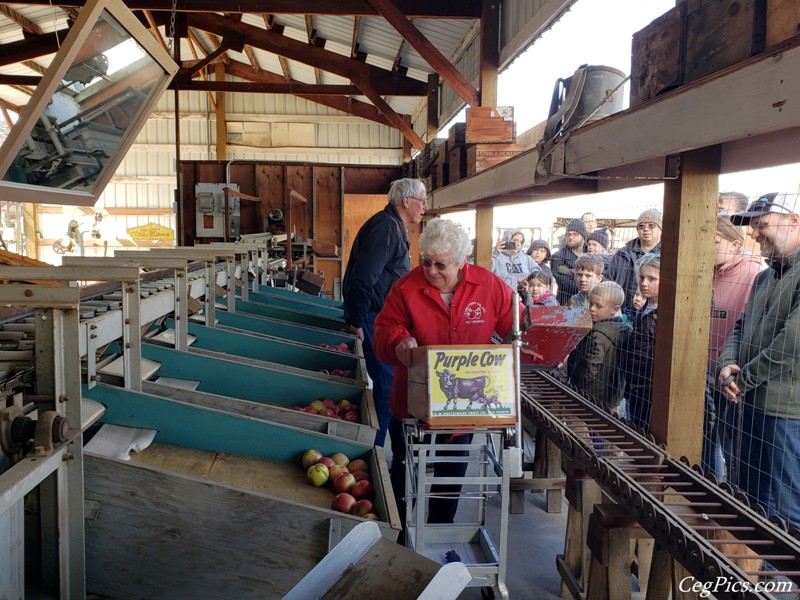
[
  {"xmin": 519, "ymin": 307, "xmax": 592, "ymax": 367},
  {"xmin": 407, "ymin": 345, "xmax": 517, "ymax": 428},
  {"xmin": 466, "ymin": 143, "xmax": 525, "ymax": 177},
  {"xmin": 630, "ymin": 5, "xmax": 686, "ymax": 107},
  {"xmin": 766, "ymin": 0, "xmax": 800, "ymax": 47},
  {"xmin": 684, "ymin": 0, "xmax": 766, "ymax": 84},
  {"xmin": 465, "ymin": 106, "xmax": 516, "ymax": 144}
]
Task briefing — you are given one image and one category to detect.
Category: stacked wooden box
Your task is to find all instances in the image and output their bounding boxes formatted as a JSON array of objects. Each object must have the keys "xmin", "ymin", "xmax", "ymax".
[
  {"xmin": 464, "ymin": 107, "xmax": 524, "ymax": 178},
  {"xmin": 630, "ymin": 0, "xmax": 777, "ymax": 108}
]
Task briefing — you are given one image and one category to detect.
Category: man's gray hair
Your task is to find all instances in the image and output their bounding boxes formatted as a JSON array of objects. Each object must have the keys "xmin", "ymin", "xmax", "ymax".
[
  {"xmin": 419, "ymin": 217, "xmax": 473, "ymax": 263},
  {"xmin": 388, "ymin": 178, "xmax": 426, "ymax": 206}
]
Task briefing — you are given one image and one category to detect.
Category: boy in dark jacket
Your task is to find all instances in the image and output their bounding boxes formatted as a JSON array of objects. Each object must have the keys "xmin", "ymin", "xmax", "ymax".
[{"xmin": 567, "ymin": 281, "xmax": 631, "ymax": 411}]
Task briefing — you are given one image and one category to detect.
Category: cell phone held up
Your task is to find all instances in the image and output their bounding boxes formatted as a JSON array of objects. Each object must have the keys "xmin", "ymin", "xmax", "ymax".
[{"xmin": 503, "ymin": 241, "xmax": 517, "ymax": 251}]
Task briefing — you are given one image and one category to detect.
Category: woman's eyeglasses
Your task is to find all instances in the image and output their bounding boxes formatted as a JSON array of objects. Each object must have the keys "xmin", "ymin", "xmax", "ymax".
[{"xmin": 421, "ymin": 258, "xmax": 450, "ymax": 271}]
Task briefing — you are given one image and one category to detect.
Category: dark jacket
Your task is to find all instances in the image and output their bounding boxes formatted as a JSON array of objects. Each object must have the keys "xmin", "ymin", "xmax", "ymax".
[
  {"xmin": 551, "ymin": 247, "xmax": 582, "ymax": 305},
  {"xmin": 568, "ymin": 316, "xmax": 631, "ymax": 409},
  {"xmin": 607, "ymin": 239, "xmax": 662, "ymax": 317},
  {"xmin": 342, "ymin": 203, "xmax": 410, "ymax": 328},
  {"xmin": 620, "ymin": 302, "xmax": 657, "ymax": 430}
]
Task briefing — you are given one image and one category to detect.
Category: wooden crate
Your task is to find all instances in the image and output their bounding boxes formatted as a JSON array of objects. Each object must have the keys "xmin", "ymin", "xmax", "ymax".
[
  {"xmin": 630, "ymin": 5, "xmax": 686, "ymax": 107},
  {"xmin": 407, "ymin": 345, "xmax": 517, "ymax": 428},
  {"xmin": 434, "ymin": 158, "xmax": 449, "ymax": 189},
  {"xmin": 447, "ymin": 122, "xmax": 466, "ymax": 149},
  {"xmin": 465, "ymin": 106, "xmax": 516, "ymax": 144},
  {"xmin": 466, "ymin": 143, "xmax": 525, "ymax": 177},
  {"xmin": 448, "ymin": 146, "xmax": 467, "ymax": 184},
  {"xmin": 767, "ymin": 0, "xmax": 800, "ymax": 46},
  {"xmin": 684, "ymin": 0, "xmax": 767, "ymax": 84}
]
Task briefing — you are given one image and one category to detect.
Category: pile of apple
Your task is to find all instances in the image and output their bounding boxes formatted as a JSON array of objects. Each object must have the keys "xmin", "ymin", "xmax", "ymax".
[
  {"xmin": 294, "ymin": 398, "xmax": 360, "ymax": 422},
  {"xmin": 302, "ymin": 449, "xmax": 377, "ymax": 519},
  {"xmin": 319, "ymin": 342, "xmax": 353, "ymax": 355},
  {"xmin": 318, "ymin": 367, "xmax": 354, "ymax": 379}
]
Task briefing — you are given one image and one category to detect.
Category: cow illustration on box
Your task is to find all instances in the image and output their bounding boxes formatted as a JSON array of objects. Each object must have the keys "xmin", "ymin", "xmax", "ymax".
[{"xmin": 435, "ymin": 369, "xmax": 501, "ymax": 411}]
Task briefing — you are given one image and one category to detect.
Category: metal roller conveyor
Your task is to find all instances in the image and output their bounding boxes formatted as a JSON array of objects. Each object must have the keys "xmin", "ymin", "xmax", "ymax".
[{"xmin": 521, "ymin": 370, "xmax": 800, "ymax": 599}]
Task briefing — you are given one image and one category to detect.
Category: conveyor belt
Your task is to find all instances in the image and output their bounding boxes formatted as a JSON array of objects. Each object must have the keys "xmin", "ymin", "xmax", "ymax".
[{"xmin": 521, "ymin": 370, "xmax": 800, "ymax": 599}]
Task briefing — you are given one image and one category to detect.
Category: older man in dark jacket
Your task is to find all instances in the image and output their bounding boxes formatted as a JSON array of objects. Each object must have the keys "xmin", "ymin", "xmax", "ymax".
[{"xmin": 342, "ymin": 178, "xmax": 426, "ymax": 445}]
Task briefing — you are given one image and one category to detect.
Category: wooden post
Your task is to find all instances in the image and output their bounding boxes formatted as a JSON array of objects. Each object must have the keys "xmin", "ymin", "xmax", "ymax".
[
  {"xmin": 402, "ymin": 115, "xmax": 412, "ymax": 163},
  {"xmin": 650, "ymin": 146, "xmax": 720, "ymax": 463},
  {"xmin": 557, "ymin": 469, "xmax": 602, "ymax": 597},
  {"xmin": 426, "ymin": 73, "xmax": 439, "ymax": 142},
  {"xmin": 215, "ymin": 62, "xmax": 227, "ymax": 161},
  {"xmin": 480, "ymin": 0, "xmax": 499, "ymax": 106},
  {"xmin": 474, "ymin": 204, "xmax": 493, "ymax": 269}
]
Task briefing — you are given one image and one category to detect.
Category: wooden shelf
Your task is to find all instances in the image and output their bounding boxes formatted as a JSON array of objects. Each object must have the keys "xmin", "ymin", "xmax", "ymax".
[{"xmin": 430, "ymin": 40, "xmax": 800, "ymax": 211}]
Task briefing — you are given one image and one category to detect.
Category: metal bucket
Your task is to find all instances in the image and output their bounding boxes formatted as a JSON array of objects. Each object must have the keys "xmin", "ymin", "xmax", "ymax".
[{"xmin": 544, "ymin": 65, "xmax": 627, "ymax": 140}]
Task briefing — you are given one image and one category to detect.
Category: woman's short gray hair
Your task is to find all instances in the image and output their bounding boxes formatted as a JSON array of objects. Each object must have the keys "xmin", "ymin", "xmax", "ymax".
[
  {"xmin": 388, "ymin": 178, "xmax": 426, "ymax": 206},
  {"xmin": 419, "ymin": 217, "xmax": 472, "ymax": 263}
]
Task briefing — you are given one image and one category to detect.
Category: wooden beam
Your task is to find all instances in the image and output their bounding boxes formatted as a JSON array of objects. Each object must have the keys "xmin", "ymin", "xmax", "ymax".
[
  {"xmin": 562, "ymin": 44, "xmax": 800, "ymax": 177},
  {"xmin": 173, "ymin": 80, "xmax": 380, "ymax": 95},
  {"xmin": 650, "ymin": 146, "xmax": 720, "ymax": 462},
  {"xmin": 188, "ymin": 12, "xmax": 427, "ymax": 96},
  {"xmin": 305, "ymin": 15, "xmax": 323, "ymax": 84},
  {"xmin": 357, "ymin": 82, "xmax": 424, "ymax": 149},
  {"xmin": 364, "ymin": 0, "xmax": 480, "ymax": 107},
  {"xmin": 0, "ymin": 5, "xmax": 45, "ymax": 35},
  {"xmin": 16, "ymin": 1, "xmax": 482, "ymax": 17},
  {"xmin": 426, "ymin": 73, "xmax": 439, "ymax": 141},
  {"xmin": 402, "ymin": 115, "xmax": 412, "ymax": 162},
  {"xmin": 351, "ymin": 16, "xmax": 365, "ymax": 60},
  {"xmin": 21, "ymin": 60, "xmax": 47, "ymax": 75},
  {"xmin": 224, "ymin": 60, "xmax": 393, "ymax": 127},
  {"xmin": 0, "ymin": 75, "xmax": 41, "ymax": 86},
  {"xmin": 185, "ymin": 32, "xmax": 244, "ymax": 76},
  {"xmin": 186, "ymin": 30, "xmax": 217, "ymax": 110},
  {"xmin": 215, "ymin": 62, "xmax": 227, "ymax": 160},
  {"xmin": 0, "ymin": 30, "xmax": 65, "ymax": 67},
  {"xmin": 479, "ymin": 0, "xmax": 499, "ymax": 106},
  {"xmin": 204, "ymin": 32, "xmax": 230, "ymax": 65},
  {"xmin": 143, "ymin": 10, "xmax": 168, "ymax": 51},
  {"xmin": 474, "ymin": 205, "xmax": 493, "ymax": 270}
]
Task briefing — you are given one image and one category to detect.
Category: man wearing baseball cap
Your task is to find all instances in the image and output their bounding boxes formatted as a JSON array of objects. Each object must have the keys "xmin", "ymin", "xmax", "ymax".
[
  {"xmin": 607, "ymin": 208, "xmax": 663, "ymax": 318},
  {"xmin": 717, "ymin": 192, "xmax": 800, "ymax": 529}
]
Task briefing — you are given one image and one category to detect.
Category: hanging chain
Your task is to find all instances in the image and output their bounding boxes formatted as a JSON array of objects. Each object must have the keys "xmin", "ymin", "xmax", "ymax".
[{"xmin": 167, "ymin": 0, "xmax": 177, "ymax": 56}]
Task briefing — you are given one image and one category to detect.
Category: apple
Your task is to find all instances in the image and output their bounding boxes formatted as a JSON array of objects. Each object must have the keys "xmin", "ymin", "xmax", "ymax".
[
  {"xmin": 363, "ymin": 513, "xmax": 379, "ymax": 520},
  {"xmin": 353, "ymin": 471, "xmax": 371, "ymax": 482},
  {"xmin": 344, "ymin": 411, "xmax": 360, "ymax": 423},
  {"xmin": 318, "ymin": 408, "xmax": 336, "ymax": 418},
  {"xmin": 320, "ymin": 343, "xmax": 330, "ymax": 349},
  {"xmin": 328, "ymin": 464, "xmax": 349, "ymax": 481},
  {"xmin": 331, "ymin": 493, "xmax": 357, "ymax": 514},
  {"xmin": 351, "ymin": 499, "xmax": 373, "ymax": 517},
  {"xmin": 302, "ymin": 449, "xmax": 323, "ymax": 469},
  {"xmin": 331, "ymin": 368, "xmax": 343, "ymax": 377},
  {"xmin": 307, "ymin": 463, "xmax": 329, "ymax": 487},
  {"xmin": 351, "ymin": 479, "xmax": 374, "ymax": 501},
  {"xmin": 337, "ymin": 342, "xmax": 350, "ymax": 352},
  {"xmin": 331, "ymin": 453, "xmax": 350, "ymax": 467},
  {"xmin": 322, "ymin": 398, "xmax": 336, "ymax": 409},
  {"xmin": 342, "ymin": 369, "xmax": 353, "ymax": 378},
  {"xmin": 303, "ymin": 405, "xmax": 318, "ymax": 414},
  {"xmin": 318, "ymin": 368, "xmax": 330, "ymax": 375},
  {"xmin": 318, "ymin": 457, "xmax": 336, "ymax": 469},
  {"xmin": 310, "ymin": 400, "xmax": 325, "ymax": 412},
  {"xmin": 348, "ymin": 458, "xmax": 369, "ymax": 474},
  {"xmin": 333, "ymin": 471, "xmax": 357, "ymax": 493},
  {"xmin": 337, "ymin": 399, "xmax": 351, "ymax": 410},
  {"xmin": 291, "ymin": 406, "xmax": 303, "ymax": 411}
]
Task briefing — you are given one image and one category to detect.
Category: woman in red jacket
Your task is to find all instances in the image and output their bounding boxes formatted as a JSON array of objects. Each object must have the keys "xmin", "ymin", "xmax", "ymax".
[{"xmin": 374, "ymin": 217, "xmax": 516, "ymax": 531}]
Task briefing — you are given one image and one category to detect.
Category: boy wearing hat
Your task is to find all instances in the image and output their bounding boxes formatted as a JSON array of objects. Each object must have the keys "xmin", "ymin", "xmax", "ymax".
[
  {"xmin": 551, "ymin": 218, "xmax": 587, "ymax": 305},
  {"xmin": 607, "ymin": 208, "xmax": 662, "ymax": 318},
  {"xmin": 587, "ymin": 229, "xmax": 613, "ymax": 271}
]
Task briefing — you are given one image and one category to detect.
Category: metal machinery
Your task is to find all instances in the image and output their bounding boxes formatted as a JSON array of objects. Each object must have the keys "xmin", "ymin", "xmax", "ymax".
[
  {"xmin": 0, "ymin": 244, "xmax": 403, "ymax": 599},
  {"xmin": 521, "ymin": 370, "xmax": 800, "ymax": 599}
]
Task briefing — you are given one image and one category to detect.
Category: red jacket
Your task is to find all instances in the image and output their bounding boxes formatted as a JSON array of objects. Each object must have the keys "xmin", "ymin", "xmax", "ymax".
[{"xmin": 374, "ymin": 262, "xmax": 516, "ymax": 418}]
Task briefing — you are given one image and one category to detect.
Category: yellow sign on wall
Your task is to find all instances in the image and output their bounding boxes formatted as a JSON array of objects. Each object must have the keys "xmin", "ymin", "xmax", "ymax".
[{"xmin": 127, "ymin": 223, "xmax": 174, "ymax": 241}]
